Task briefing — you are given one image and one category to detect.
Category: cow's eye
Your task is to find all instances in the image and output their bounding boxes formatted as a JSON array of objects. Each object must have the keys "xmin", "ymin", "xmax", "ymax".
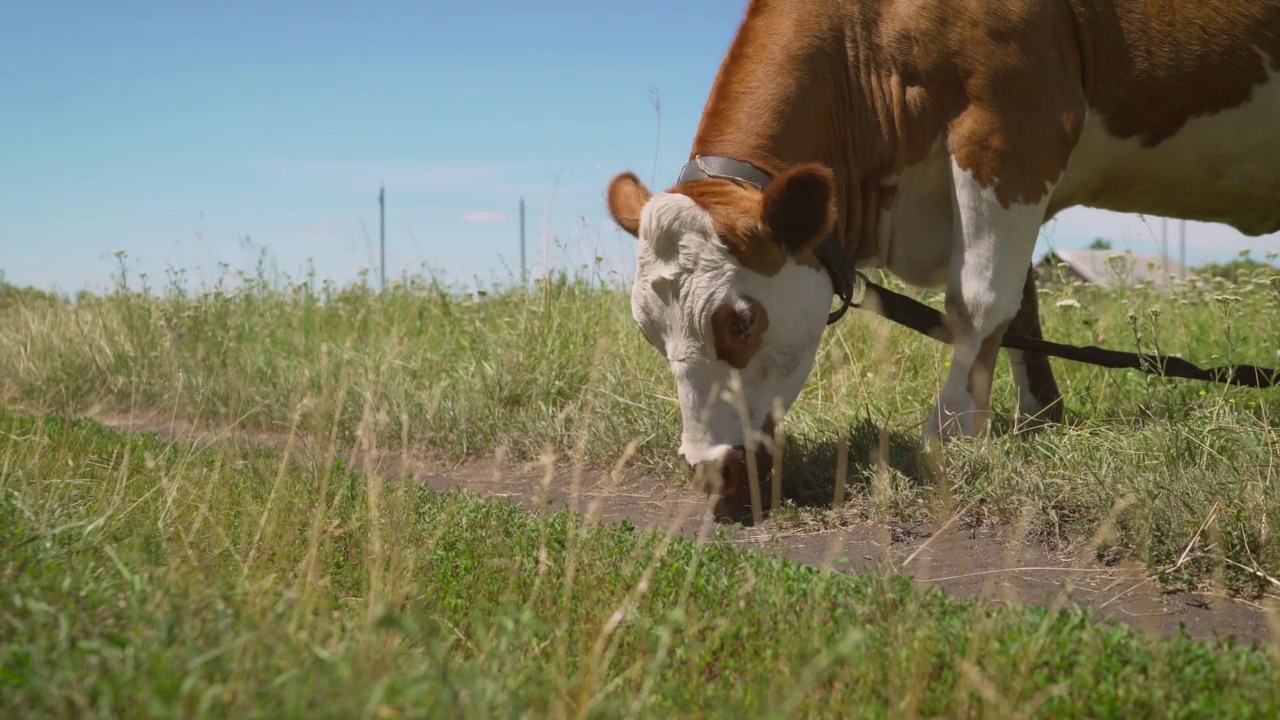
[{"xmin": 729, "ymin": 305, "xmax": 755, "ymax": 340}]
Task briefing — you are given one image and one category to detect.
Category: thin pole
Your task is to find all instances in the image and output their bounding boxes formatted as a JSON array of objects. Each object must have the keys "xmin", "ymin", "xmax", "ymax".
[
  {"xmin": 519, "ymin": 197, "xmax": 526, "ymax": 285},
  {"xmin": 1179, "ymin": 219, "xmax": 1186, "ymax": 279},
  {"xmin": 1160, "ymin": 216, "xmax": 1169, "ymax": 278},
  {"xmin": 378, "ymin": 185, "xmax": 386, "ymax": 290}
]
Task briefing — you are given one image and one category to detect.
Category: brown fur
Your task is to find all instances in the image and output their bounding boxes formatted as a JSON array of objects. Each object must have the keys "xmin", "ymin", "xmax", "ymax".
[
  {"xmin": 1079, "ymin": 2, "xmax": 1280, "ymax": 148},
  {"xmin": 911, "ymin": 1, "xmax": 1089, "ymax": 207},
  {"xmin": 606, "ymin": 172, "xmax": 651, "ymax": 236},
  {"xmin": 881, "ymin": 0, "xmax": 1280, "ymax": 208},
  {"xmin": 712, "ymin": 297, "xmax": 770, "ymax": 369},
  {"xmin": 759, "ymin": 164, "xmax": 838, "ymax": 254},
  {"xmin": 609, "ymin": 163, "xmax": 837, "ymax": 278},
  {"xmin": 676, "ymin": 179, "xmax": 788, "ymax": 277},
  {"xmin": 609, "ymin": 0, "xmax": 1280, "ymax": 231}
]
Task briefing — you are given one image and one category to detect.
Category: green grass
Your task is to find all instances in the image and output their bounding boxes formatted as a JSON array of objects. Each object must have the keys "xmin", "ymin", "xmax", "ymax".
[
  {"xmin": 1, "ymin": 251, "xmax": 1279, "ymax": 598},
  {"xmin": 3, "ymin": 406, "xmax": 1280, "ymax": 718}
]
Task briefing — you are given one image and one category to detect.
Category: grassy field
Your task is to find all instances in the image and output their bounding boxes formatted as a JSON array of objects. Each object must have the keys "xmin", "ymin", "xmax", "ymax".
[
  {"xmin": 2, "ymin": 253, "xmax": 1279, "ymax": 592},
  {"xmin": 1, "ymin": 251, "xmax": 1280, "ymax": 714},
  {"xmin": 3, "ymin": 405, "xmax": 1280, "ymax": 718}
]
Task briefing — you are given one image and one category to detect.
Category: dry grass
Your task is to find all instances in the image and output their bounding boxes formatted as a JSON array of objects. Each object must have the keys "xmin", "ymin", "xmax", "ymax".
[
  {"xmin": 3, "ymin": 248, "xmax": 1280, "ymax": 716},
  {"xmin": 2, "ymin": 250, "xmax": 1278, "ymax": 594}
]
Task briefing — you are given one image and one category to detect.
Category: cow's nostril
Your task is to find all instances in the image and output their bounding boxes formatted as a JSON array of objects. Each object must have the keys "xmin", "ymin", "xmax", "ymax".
[
  {"xmin": 687, "ymin": 447, "xmax": 747, "ymax": 498},
  {"xmin": 687, "ymin": 444, "xmax": 778, "ymax": 525}
]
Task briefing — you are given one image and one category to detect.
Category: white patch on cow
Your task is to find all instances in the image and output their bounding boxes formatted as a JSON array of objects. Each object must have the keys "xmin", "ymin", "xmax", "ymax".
[
  {"xmin": 1051, "ymin": 70, "xmax": 1280, "ymax": 236},
  {"xmin": 869, "ymin": 135, "xmax": 954, "ymax": 287},
  {"xmin": 924, "ymin": 160, "xmax": 1055, "ymax": 441},
  {"xmin": 631, "ymin": 192, "xmax": 833, "ymax": 467}
]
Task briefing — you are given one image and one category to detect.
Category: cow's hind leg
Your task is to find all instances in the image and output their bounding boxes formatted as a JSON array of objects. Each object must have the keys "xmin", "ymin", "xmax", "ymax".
[
  {"xmin": 923, "ymin": 158, "xmax": 1055, "ymax": 442},
  {"xmin": 1007, "ymin": 266, "xmax": 1064, "ymax": 429}
]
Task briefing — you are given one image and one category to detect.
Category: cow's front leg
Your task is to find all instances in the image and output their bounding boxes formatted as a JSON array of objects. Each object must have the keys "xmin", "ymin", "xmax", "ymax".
[{"xmin": 923, "ymin": 157, "xmax": 1054, "ymax": 442}]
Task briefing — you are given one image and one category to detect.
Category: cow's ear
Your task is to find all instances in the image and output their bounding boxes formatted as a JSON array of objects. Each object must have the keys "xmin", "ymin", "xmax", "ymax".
[
  {"xmin": 606, "ymin": 171, "xmax": 652, "ymax": 237},
  {"xmin": 760, "ymin": 164, "xmax": 836, "ymax": 254}
]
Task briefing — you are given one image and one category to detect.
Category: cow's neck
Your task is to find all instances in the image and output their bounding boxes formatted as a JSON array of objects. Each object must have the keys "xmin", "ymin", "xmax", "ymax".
[{"xmin": 689, "ymin": 1, "xmax": 892, "ymax": 264}]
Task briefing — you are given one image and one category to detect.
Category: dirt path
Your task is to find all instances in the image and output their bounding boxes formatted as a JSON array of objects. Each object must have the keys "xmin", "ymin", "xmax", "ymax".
[{"xmin": 85, "ymin": 408, "xmax": 1280, "ymax": 647}]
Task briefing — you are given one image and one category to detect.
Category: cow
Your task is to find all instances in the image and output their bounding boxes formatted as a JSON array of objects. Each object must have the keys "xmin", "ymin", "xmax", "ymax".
[{"xmin": 604, "ymin": 0, "xmax": 1280, "ymax": 508}]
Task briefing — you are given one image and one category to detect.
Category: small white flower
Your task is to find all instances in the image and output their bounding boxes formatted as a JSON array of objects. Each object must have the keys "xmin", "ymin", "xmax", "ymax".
[{"xmin": 1055, "ymin": 298, "xmax": 1082, "ymax": 308}]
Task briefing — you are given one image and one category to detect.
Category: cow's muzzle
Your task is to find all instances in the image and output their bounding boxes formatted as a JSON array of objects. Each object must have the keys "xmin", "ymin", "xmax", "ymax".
[{"xmin": 687, "ymin": 418, "xmax": 778, "ymax": 523}]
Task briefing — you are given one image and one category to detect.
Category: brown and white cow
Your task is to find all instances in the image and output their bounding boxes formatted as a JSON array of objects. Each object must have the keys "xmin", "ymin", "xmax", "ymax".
[{"xmin": 605, "ymin": 0, "xmax": 1280, "ymax": 500}]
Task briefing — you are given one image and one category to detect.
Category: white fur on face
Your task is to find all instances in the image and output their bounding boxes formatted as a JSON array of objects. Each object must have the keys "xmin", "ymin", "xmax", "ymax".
[{"xmin": 631, "ymin": 192, "xmax": 834, "ymax": 467}]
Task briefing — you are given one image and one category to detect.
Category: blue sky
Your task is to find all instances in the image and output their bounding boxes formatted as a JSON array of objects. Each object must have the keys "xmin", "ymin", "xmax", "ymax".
[{"xmin": 2, "ymin": 1, "xmax": 1274, "ymax": 295}]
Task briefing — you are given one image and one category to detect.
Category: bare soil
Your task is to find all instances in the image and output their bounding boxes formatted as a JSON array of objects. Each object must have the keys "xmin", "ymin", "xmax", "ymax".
[{"xmin": 80, "ymin": 407, "xmax": 1280, "ymax": 647}]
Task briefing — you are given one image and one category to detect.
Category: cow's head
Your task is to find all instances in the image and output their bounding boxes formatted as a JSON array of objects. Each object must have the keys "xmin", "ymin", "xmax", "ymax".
[{"xmin": 606, "ymin": 163, "xmax": 838, "ymax": 508}]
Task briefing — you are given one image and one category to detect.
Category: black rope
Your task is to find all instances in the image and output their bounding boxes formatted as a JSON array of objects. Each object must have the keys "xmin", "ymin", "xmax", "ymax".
[{"xmin": 855, "ymin": 278, "xmax": 1280, "ymax": 389}]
